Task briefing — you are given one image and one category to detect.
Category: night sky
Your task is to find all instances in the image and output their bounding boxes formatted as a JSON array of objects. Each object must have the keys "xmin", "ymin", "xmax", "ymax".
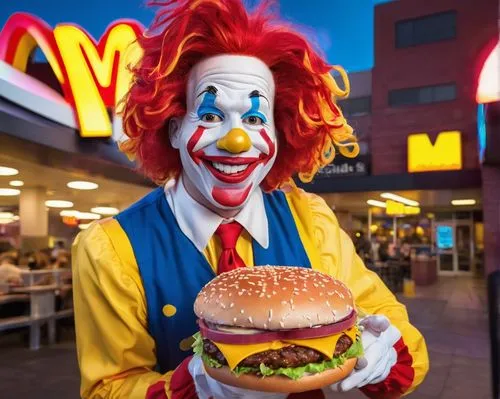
[{"xmin": 0, "ymin": 0, "xmax": 391, "ymax": 72}]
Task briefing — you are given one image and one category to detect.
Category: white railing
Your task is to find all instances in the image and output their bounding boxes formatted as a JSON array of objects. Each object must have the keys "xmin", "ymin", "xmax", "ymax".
[{"xmin": 0, "ymin": 268, "xmax": 73, "ymax": 350}]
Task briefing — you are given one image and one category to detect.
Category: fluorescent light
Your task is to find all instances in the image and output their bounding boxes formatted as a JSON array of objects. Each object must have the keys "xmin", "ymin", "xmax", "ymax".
[
  {"xmin": 60, "ymin": 210, "xmax": 79, "ymax": 217},
  {"xmin": 67, "ymin": 181, "xmax": 99, "ymax": 190},
  {"xmin": 0, "ymin": 166, "xmax": 19, "ymax": 176},
  {"xmin": 451, "ymin": 199, "xmax": 476, "ymax": 206},
  {"xmin": 79, "ymin": 223, "xmax": 91, "ymax": 230},
  {"xmin": 45, "ymin": 200, "xmax": 74, "ymax": 208},
  {"xmin": 0, "ymin": 212, "xmax": 14, "ymax": 219},
  {"xmin": 76, "ymin": 212, "xmax": 101, "ymax": 220},
  {"xmin": 60, "ymin": 210, "xmax": 101, "ymax": 220},
  {"xmin": 0, "ymin": 188, "xmax": 20, "ymax": 196},
  {"xmin": 9, "ymin": 180, "xmax": 24, "ymax": 187},
  {"xmin": 91, "ymin": 206, "xmax": 119, "ymax": 215},
  {"xmin": 367, "ymin": 199, "xmax": 387, "ymax": 208},
  {"xmin": 381, "ymin": 193, "xmax": 419, "ymax": 207}
]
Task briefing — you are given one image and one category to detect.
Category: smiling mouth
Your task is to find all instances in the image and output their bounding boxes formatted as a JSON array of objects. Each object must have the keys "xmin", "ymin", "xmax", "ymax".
[
  {"xmin": 202, "ymin": 156, "xmax": 261, "ymax": 184},
  {"xmin": 210, "ymin": 162, "xmax": 249, "ymax": 175}
]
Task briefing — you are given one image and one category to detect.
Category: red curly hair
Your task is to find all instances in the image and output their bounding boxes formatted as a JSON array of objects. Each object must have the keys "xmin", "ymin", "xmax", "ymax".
[{"xmin": 121, "ymin": 0, "xmax": 358, "ymax": 190}]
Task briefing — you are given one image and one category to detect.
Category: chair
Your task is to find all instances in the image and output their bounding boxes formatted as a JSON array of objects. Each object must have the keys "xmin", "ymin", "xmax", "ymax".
[{"xmin": 488, "ymin": 270, "xmax": 500, "ymax": 399}]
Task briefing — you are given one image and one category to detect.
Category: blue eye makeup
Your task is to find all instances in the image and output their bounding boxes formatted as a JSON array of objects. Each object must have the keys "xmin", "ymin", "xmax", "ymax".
[
  {"xmin": 197, "ymin": 89, "xmax": 224, "ymax": 120},
  {"xmin": 242, "ymin": 94, "xmax": 268, "ymax": 123}
]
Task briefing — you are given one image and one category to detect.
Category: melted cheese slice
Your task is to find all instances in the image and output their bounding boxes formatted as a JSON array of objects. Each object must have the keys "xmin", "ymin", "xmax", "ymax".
[{"xmin": 212, "ymin": 327, "xmax": 358, "ymax": 370}]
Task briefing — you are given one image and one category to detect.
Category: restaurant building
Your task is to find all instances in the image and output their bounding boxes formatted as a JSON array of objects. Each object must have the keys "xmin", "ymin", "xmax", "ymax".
[
  {"xmin": 306, "ymin": 0, "xmax": 500, "ymax": 277},
  {"xmin": 0, "ymin": 14, "xmax": 151, "ymax": 253},
  {"xmin": 0, "ymin": 2, "xmax": 498, "ymax": 277}
]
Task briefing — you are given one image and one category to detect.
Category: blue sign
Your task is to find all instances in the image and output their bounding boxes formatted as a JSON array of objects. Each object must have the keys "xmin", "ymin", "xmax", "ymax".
[{"xmin": 437, "ymin": 225, "xmax": 454, "ymax": 249}]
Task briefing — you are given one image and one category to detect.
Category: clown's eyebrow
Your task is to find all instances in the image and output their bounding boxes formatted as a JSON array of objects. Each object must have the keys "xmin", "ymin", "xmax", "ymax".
[
  {"xmin": 196, "ymin": 85, "xmax": 218, "ymax": 98},
  {"xmin": 249, "ymin": 90, "xmax": 269, "ymax": 105}
]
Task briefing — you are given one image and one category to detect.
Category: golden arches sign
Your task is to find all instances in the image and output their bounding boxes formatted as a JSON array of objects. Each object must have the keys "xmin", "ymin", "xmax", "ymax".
[{"xmin": 0, "ymin": 13, "xmax": 144, "ymax": 138}]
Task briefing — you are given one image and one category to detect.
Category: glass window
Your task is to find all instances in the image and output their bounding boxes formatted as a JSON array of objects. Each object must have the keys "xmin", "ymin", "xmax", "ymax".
[
  {"xmin": 389, "ymin": 83, "xmax": 457, "ymax": 107},
  {"xmin": 434, "ymin": 84, "xmax": 456, "ymax": 102},
  {"xmin": 396, "ymin": 11, "xmax": 457, "ymax": 48},
  {"xmin": 418, "ymin": 87, "xmax": 434, "ymax": 104},
  {"xmin": 338, "ymin": 96, "xmax": 371, "ymax": 116}
]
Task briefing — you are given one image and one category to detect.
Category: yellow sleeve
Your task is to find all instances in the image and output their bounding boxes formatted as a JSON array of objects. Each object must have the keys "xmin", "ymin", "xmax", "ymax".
[
  {"xmin": 306, "ymin": 192, "xmax": 429, "ymax": 396},
  {"xmin": 72, "ymin": 220, "xmax": 174, "ymax": 398}
]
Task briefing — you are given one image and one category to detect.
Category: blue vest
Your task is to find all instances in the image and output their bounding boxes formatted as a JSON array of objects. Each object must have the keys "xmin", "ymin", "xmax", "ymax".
[{"xmin": 115, "ymin": 187, "xmax": 311, "ymax": 373}]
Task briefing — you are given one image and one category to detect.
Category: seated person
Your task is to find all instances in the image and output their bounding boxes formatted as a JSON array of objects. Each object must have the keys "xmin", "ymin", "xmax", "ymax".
[{"xmin": 0, "ymin": 253, "xmax": 23, "ymax": 287}]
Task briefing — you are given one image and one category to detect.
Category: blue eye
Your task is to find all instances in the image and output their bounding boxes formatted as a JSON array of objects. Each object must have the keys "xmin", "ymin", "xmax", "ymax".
[
  {"xmin": 201, "ymin": 113, "xmax": 223, "ymax": 122},
  {"xmin": 243, "ymin": 115, "xmax": 264, "ymax": 125}
]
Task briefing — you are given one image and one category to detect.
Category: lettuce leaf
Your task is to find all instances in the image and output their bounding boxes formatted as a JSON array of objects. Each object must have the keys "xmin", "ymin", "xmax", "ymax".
[{"xmin": 191, "ymin": 332, "xmax": 364, "ymax": 380}]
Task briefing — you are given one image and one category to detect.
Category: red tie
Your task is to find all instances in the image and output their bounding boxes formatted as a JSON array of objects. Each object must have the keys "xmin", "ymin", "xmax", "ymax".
[{"xmin": 214, "ymin": 222, "xmax": 246, "ymax": 274}]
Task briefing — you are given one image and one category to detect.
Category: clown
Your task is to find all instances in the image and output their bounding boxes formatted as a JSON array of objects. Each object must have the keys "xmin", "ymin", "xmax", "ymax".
[{"xmin": 73, "ymin": 1, "xmax": 429, "ymax": 398}]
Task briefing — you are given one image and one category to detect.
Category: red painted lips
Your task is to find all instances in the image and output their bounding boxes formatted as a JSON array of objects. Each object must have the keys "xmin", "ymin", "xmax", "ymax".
[
  {"xmin": 187, "ymin": 127, "xmax": 276, "ymax": 184},
  {"xmin": 203, "ymin": 156, "xmax": 260, "ymax": 184}
]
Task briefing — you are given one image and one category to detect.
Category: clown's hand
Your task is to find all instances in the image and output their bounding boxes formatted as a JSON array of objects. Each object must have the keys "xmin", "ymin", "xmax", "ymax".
[
  {"xmin": 188, "ymin": 355, "xmax": 288, "ymax": 399},
  {"xmin": 327, "ymin": 315, "xmax": 400, "ymax": 393}
]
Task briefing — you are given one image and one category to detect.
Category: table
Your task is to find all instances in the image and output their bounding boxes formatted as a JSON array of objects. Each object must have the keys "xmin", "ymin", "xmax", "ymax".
[
  {"xmin": 0, "ymin": 294, "xmax": 30, "ymax": 305},
  {"xmin": 11, "ymin": 285, "xmax": 59, "ymax": 350}
]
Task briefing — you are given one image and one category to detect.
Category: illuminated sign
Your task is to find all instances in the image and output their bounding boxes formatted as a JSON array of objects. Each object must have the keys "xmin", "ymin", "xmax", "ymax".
[
  {"xmin": 62, "ymin": 216, "xmax": 78, "ymax": 227},
  {"xmin": 0, "ymin": 13, "xmax": 144, "ymax": 138},
  {"xmin": 386, "ymin": 200, "xmax": 420, "ymax": 216},
  {"xmin": 436, "ymin": 225, "xmax": 454, "ymax": 250},
  {"xmin": 407, "ymin": 131, "xmax": 462, "ymax": 173},
  {"xmin": 476, "ymin": 40, "xmax": 500, "ymax": 105},
  {"xmin": 476, "ymin": 37, "xmax": 500, "ymax": 165}
]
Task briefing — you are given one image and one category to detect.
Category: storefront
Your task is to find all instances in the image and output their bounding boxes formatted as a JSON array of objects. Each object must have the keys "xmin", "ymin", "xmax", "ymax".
[
  {"xmin": 300, "ymin": 0, "xmax": 499, "ymax": 278},
  {"xmin": 0, "ymin": 13, "xmax": 150, "ymax": 253}
]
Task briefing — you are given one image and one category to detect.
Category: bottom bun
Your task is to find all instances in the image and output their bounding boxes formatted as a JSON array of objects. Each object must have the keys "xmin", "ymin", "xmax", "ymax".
[{"xmin": 203, "ymin": 357, "xmax": 357, "ymax": 393}]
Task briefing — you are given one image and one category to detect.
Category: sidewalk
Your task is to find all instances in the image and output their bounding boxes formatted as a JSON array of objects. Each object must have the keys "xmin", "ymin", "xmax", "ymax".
[{"xmin": 0, "ymin": 276, "xmax": 492, "ymax": 398}]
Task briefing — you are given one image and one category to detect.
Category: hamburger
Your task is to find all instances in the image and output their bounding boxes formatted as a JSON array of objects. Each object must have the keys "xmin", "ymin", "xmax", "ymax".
[{"xmin": 192, "ymin": 266, "xmax": 363, "ymax": 393}]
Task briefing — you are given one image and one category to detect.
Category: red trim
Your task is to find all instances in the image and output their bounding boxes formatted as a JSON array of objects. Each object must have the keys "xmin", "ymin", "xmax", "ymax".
[
  {"xmin": 146, "ymin": 380, "xmax": 168, "ymax": 399},
  {"xmin": 170, "ymin": 356, "xmax": 198, "ymax": 399},
  {"xmin": 360, "ymin": 337, "xmax": 415, "ymax": 399}
]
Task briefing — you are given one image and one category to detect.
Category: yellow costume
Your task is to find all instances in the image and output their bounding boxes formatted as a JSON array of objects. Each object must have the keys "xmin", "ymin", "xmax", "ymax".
[{"xmin": 73, "ymin": 188, "xmax": 428, "ymax": 398}]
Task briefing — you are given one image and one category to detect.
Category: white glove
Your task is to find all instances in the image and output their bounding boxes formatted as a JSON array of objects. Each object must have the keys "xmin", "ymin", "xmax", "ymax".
[
  {"xmin": 188, "ymin": 355, "xmax": 288, "ymax": 399},
  {"xmin": 326, "ymin": 315, "xmax": 400, "ymax": 394}
]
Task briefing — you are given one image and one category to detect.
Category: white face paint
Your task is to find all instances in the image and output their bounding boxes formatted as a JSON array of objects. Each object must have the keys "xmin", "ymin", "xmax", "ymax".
[{"xmin": 170, "ymin": 55, "xmax": 277, "ymax": 210}]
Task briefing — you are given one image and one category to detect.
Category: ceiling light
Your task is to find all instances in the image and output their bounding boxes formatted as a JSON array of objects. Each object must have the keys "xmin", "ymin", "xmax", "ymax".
[
  {"xmin": 79, "ymin": 223, "xmax": 91, "ymax": 230},
  {"xmin": 451, "ymin": 199, "xmax": 477, "ymax": 206},
  {"xmin": 9, "ymin": 180, "xmax": 24, "ymax": 187},
  {"xmin": 76, "ymin": 212, "xmax": 101, "ymax": 220},
  {"xmin": 60, "ymin": 210, "xmax": 79, "ymax": 217},
  {"xmin": 0, "ymin": 166, "xmax": 19, "ymax": 176},
  {"xmin": 91, "ymin": 206, "xmax": 119, "ymax": 215},
  {"xmin": 67, "ymin": 181, "xmax": 99, "ymax": 190},
  {"xmin": 0, "ymin": 219, "xmax": 14, "ymax": 225},
  {"xmin": 0, "ymin": 212, "xmax": 14, "ymax": 219},
  {"xmin": 0, "ymin": 188, "xmax": 21, "ymax": 196},
  {"xmin": 367, "ymin": 199, "xmax": 387, "ymax": 208},
  {"xmin": 45, "ymin": 200, "xmax": 74, "ymax": 208},
  {"xmin": 381, "ymin": 193, "xmax": 419, "ymax": 207}
]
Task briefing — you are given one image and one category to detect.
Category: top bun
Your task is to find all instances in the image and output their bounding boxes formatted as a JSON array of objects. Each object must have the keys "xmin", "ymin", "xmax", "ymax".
[{"xmin": 194, "ymin": 266, "xmax": 355, "ymax": 330}]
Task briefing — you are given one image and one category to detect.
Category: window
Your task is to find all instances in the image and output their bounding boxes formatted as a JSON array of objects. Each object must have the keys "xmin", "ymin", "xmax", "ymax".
[
  {"xmin": 338, "ymin": 96, "xmax": 371, "ymax": 116},
  {"xmin": 396, "ymin": 11, "xmax": 457, "ymax": 48},
  {"xmin": 389, "ymin": 84, "xmax": 456, "ymax": 107}
]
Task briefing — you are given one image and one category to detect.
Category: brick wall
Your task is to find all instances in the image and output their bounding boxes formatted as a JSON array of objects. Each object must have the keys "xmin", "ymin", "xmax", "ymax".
[
  {"xmin": 482, "ymin": 166, "xmax": 500, "ymax": 274},
  {"xmin": 371, "ymin": 0, "xmax": 498, "ymax": 175}
]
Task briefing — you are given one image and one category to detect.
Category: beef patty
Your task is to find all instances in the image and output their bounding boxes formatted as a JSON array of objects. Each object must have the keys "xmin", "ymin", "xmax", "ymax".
[{"xmin": 203, "ymin": 334, "xmax": 353, "ymax": 370}]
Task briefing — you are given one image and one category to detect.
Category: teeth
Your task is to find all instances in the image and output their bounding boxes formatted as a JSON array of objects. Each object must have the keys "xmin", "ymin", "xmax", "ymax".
[{"xmin": 211, "ymin": 162, "xmax": 249, "ymax": 175}]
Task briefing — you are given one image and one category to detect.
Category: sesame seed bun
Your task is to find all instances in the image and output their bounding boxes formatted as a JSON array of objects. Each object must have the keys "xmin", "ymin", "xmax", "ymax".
[
  {"xmin": 194, "ymin": 266, "xmax": 355, "ymax": 330},
  {"xmin": 203, "ymin": 357, "xmax": 357, "ymax": 393}
]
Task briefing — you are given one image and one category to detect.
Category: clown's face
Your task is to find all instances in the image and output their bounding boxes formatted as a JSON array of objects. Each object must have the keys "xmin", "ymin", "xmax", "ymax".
[{"xmin": 170, "ymin": 55, "xmax": 277, "ymax": 211}]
